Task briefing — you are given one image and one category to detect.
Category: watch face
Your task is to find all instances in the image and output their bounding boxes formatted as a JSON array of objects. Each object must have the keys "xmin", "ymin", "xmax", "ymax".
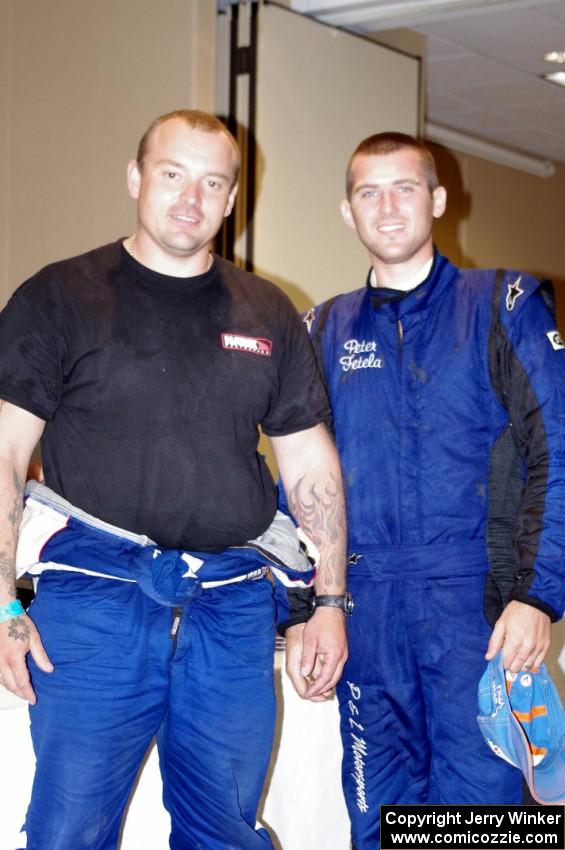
[{"xmin": 344, "ymin": 593, "xmax": 354, "ymax": 615}]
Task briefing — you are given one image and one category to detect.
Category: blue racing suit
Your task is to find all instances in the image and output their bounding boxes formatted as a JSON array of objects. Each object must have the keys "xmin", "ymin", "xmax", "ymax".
[
  {"xmin": 16, "ymin": 482, "xmax": 317, "ymax": 850},
  {"xmin": 306, "ymin": 252, "xmax": 565, "ymax": 848}
]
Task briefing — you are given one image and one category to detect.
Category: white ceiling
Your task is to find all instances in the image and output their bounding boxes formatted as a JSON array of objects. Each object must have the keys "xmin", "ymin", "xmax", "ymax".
[{"xmin": 290, "ymin": 0, "xmax": 565, "ymax": 167}]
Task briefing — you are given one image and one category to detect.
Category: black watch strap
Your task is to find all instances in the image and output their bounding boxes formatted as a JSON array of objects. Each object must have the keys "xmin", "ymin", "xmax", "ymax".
[{"xmin": 313, "ymin": 593, "xmax": 354, "ymax": 616}]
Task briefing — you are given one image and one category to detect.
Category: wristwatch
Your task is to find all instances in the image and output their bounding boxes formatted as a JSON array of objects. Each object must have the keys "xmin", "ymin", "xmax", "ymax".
[{"xmin": 312, "ymin": 593, "xmax": 354, "ymax": 616}]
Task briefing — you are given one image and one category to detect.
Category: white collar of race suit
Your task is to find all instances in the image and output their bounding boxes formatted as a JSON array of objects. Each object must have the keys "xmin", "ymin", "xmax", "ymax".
[{"xmin": 370, "ymin": 256, "xmax": 433, "ymax": 292}]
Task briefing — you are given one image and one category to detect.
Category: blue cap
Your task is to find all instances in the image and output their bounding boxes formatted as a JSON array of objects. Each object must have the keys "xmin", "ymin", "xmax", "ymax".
[{"xmin": 477, "ymin": 651, "xmax": 565, "ymax": 804}]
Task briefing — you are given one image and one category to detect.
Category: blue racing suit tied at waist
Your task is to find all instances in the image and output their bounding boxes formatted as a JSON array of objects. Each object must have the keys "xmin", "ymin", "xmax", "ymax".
[
  {"xmin": 16, "ymin": 481, "xmax": 317, "ymax": 607},
  {"xmin": 347, "ymin": 541, "xmax": 489, "ymax": 580}
]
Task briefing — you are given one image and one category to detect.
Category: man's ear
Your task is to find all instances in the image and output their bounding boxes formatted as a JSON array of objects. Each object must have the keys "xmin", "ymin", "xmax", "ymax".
[
  {"xmin": 340, "ymin": 199, "xmax": 356, "ymax": 231},
  {"xmin": 127, "ymin": 160, "xmax": 141, "ymax": 200},
  {"xmin": 432, "ymin": 185, "xmax": 447, "ymax": 219},
  {"xmin": 224, "ymin": 183, "xmax": 238, "ymax": 218}
]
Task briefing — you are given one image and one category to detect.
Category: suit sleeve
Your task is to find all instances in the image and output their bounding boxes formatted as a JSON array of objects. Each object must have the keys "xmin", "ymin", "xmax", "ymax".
[{"xmin": 491, "ymin": 275, "xmax": 565, "ymax": 621}]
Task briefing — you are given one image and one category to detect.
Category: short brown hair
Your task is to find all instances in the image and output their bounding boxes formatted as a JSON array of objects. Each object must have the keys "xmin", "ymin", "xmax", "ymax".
[
  {"xmin": 136, "ymin": 109, "xmax": 240, "ymax": 184},
  {"xmin": 346, "ymin": 132, "xmax": 439, "ymax": 199}
]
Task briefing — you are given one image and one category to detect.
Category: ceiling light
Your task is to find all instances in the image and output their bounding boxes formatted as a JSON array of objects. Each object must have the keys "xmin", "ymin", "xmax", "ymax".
[
  {"xmin": 543, "ymin": 51, "xmax": 565, "ymax": 64},
  {"xmin": 542, "ymin": 71, "xmax": 565, "ymax": 88}
]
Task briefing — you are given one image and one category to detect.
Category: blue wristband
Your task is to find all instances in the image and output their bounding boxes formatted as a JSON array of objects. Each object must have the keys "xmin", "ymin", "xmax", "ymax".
[{"xmin": 0, "ymin": 599, "xmax": 25, "ymax": 623}]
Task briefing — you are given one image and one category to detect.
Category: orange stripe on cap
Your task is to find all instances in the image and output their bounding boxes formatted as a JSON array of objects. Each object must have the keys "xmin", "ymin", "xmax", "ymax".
[{"xmin": 513, "ymin": 705, "xmax": 548, "ymax": 723}]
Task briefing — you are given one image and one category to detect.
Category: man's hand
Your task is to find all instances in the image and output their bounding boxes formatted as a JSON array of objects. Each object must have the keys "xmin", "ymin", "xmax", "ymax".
[
  {"xmin": 0, "ymin": 400, "xmax": 49, "ymax": 702},
  {"xmin": 485, "ymin": 600, "xmax": 551, "ymax": 673},
  {"xmin": 0, "ymin": 614, "xmax": 53, "ymax": 703},
  {"xmin": 285, "ymin": 607, "xmax": 348, "ymax": 702}
]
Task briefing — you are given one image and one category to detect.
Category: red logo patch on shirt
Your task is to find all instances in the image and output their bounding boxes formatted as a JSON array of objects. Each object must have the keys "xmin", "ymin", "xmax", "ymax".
[{"xmin": 221, "ymin": 333, "xmax": 273, "ymax": 357}]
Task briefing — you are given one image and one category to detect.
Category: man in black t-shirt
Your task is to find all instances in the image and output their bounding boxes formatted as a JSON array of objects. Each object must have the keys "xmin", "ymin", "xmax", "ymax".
[{"xmin": 0, "ymin": 110, "xmax": 348, "ymax": 850}]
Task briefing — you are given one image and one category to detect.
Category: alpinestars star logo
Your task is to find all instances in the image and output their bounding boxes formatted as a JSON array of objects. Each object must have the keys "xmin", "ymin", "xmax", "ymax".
[
  {"xmin": 221, "ymin": 333, "xmax": 273, "ymax": 357},
  {"xmin": 547, "ymin": 330, "xmax": 565, "ymax": 351},
  {"xmin": 505, "ymin": 276, "xmax": 524, "ymax": 311},
  {"xmin": 303, "ymin": 308, "xmax": 316, "ymax": 334},
  {"xmin": 348, "ymin": 553, "xmax": 363, "ymax": 566}
]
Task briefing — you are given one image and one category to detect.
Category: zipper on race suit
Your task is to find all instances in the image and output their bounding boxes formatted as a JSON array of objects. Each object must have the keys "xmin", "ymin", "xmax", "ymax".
[
  {"xmin": 170, "ymin": 607, "xmax": 183, "ymax": 654},
  {"xmin": 396, "ymin": 319, "xmax": 404, "ymax": 348},
  {"xmin": 397, "ymin": 317, "xmax": 405, "ymax": 541}
]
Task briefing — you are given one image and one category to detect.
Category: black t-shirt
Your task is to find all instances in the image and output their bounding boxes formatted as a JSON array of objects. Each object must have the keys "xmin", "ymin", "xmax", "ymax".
[{"xmin": 0, "ymin": 241, "xmax": 330, "ymax": 550}]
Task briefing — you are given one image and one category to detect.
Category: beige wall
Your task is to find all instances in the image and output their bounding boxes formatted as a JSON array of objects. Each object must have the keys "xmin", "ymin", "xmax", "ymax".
[
  {"xmin": 253, "ymin": 5, "xmax": 420, "ymax": 310},
  {"xmin": 0, "ymin": 0, "xmax": 216, "ymax": 305},
  {"xmin": 0, "ymin": 1, "xmax": 13, "ymax": 304}
]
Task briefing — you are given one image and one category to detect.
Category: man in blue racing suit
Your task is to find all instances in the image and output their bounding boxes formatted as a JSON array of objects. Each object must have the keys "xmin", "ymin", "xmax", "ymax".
[{"xmin": 296, "ymin": 132, "xmax": 565, "ymax": 849}]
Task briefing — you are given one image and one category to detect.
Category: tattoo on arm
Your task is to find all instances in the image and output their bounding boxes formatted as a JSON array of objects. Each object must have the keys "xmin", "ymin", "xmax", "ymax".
[
  {"xmin": 286, "ymin": 472, "xmax": 347, "ymax": 590},
  {"xmin": 7, "ymin": 467, "xmax": 24, "ymax": 536},
  {"xmin": 0, "ymin": 550, "xmax": 16, "ymax": 597},
  {"xmin": 8, "ymin": 616, "xmax": 30, "ymax": 642},
  {"xmin": 8, "ymin": 467, "xmax": 24, "ymax": 518},
  {"xmin": 0, "ymin": 467, "xmax": 25, "ymax": 596}
]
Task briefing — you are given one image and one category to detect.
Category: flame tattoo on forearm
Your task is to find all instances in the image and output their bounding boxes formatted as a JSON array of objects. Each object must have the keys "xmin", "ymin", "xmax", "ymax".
[{"xmin": 286, "ymin": 471, "xmax": 346, "ymax": 591}]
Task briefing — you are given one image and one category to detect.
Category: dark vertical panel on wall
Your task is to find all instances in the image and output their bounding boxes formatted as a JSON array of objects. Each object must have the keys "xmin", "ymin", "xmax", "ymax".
[
  {"xmin": 244, "ymin": 1, "xmax": 258, "ymax": 271},
  {"xmin": 217, "ymin": 0, "xmax": 257, "ymax": 270}
]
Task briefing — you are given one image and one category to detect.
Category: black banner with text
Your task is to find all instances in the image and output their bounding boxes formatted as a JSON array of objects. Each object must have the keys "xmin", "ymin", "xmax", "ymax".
[{"xmin": 381, "ymin": 805, "xmax": 564, "ymax": 849}]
